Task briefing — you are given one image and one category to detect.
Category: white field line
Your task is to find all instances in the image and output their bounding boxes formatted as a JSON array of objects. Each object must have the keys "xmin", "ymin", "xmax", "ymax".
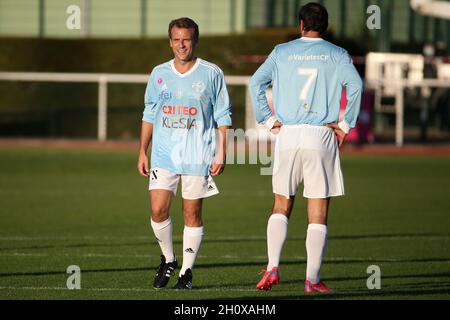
[
  {"xmin": 0, "ymin": 252, "xmax": 448, "ymax": 264},
  {"xmin": 0, "ymin": 236, "xmax": 152, "ymax": 241},
  {"xmin": 0, "ymin": 286, "xmax": 256, "ymax": 292},
  {"xmin": 0, "ymin": 252, "xmax": 266, "ymax": 259},
  {"xmin": 0, "ymin": 235, "xmax": 449, "ymax": 241}
]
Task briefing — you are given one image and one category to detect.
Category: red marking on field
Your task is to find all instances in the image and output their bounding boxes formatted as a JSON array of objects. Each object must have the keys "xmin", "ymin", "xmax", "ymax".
[
  {"xmin": 0, "ymin": 139, "xmax": 450, "ymax": 156},
  {"xmin": 0, "ymin": 138, "xmax": 138, "ymax": 151}
]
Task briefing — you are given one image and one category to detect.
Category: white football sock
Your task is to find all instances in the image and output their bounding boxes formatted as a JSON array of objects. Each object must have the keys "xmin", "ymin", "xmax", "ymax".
[
  {"xmin": 267, "ymin": 213, "xmax": 289, "ymax": 270},
  {"xmin": 150, "ymin": 217, "xmax": 175, "ymax": 263},
  {"xmin": 180, "ymin": 226, "xmax": 204, "ymax": 276},
  {"xmin": 306, "ymin": 223, "xmax": 328, "ymax": 284}
]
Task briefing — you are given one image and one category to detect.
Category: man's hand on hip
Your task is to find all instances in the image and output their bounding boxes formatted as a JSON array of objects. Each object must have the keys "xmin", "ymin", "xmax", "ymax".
[
  {"xmin": 326, "ymin": 123, "xmax": 347, "ymax": 148},
  {"xmin": 271, "ymin": 120, "xmax": 283, "ymax": 135}
]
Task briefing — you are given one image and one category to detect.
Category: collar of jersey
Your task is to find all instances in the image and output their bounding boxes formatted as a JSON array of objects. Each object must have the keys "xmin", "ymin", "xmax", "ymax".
[
  {"xmin": 300, "ymin": 37, "xmax": 323, "ymax": 41},
  {"xmin": 170, "ymin": 58, "xmax": 201, "ymax": 78}
]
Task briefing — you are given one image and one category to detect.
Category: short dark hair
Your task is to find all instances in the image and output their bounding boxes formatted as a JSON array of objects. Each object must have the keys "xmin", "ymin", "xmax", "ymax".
[
  {"xmin": 298, "ymin": 2, "xmax": 328, "ymax": 34},
  {"xmin": 168, "ymin": 17, "xmax": 199, "ymax": 44}
]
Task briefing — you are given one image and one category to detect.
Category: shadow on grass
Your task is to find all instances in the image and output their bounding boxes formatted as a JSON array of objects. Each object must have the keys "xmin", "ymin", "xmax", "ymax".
[
  {"xmin": 0, "ymin": 266, "xmax": 151, "ymax": 277},
  {"xmin": 195, "ymin": 273, "xmax": 450, "ymax": 291},
  {"xmin": 0, "ymin": 242, "xmax": 152, "ymax": 251},
  {"xmin": 0, "ymin": 261, "xmax": 276, "ymax": 278},
  {"xmin": 233, "ymin": 286, "xmax": 450, "ymax": 300},
  {"xmin": 1, "ymin": 260, "xmax": 449, "ymax": 282},
  {"xmin": 0, "ymin": 232, "xmax": 448, "ymax": 251},
  {"xmin": 195, "ymin": 257, "xmax": 450, "ymax": 269}
]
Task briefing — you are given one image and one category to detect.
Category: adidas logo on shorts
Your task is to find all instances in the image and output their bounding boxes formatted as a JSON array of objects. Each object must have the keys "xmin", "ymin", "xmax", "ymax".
[{"xmin": 185, "ymin": 248, "xmax": 195, "ymax": 253}]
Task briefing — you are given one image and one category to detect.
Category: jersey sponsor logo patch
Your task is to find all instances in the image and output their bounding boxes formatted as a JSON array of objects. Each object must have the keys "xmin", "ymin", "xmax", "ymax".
[
  {"xmin": 162, "ymin": 117, "xmax": 197, "ymax": 129},
  {"xmin": 158, "ymin": 84, "xmax": 172, "ymax": 100},
  {"xmin": 192, "ymin": 81, "xmax": 206, "ymax": 93},
  {"xmin": 161, "ymin": 105, "xmax": 199, "ymax": 129},
  {"xmin": 159, "ymin": 91, "xmax": 172, "ymax": 100},
  {"xmin": 162, "ymin": 105, "xmax": 198, "ymax": 116}
]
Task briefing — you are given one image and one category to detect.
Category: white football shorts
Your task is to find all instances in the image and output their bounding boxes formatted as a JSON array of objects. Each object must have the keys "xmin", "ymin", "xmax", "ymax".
[
  {"xmin": 272, "ymin": 124, "xmax": 345, "ymax": 199},
  {"xmin": 148, "ymin": 167, "xmax": 219, "ymax": 200}
]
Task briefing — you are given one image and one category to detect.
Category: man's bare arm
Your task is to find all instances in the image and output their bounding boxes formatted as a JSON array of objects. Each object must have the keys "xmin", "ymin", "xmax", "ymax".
[
  {"xmin": 137, "ymin": 121, "xmax": 153, "ymax": 177},
  {"xmin": 210, "ymin": 126, "xmax": 230, "ymax": 176}
]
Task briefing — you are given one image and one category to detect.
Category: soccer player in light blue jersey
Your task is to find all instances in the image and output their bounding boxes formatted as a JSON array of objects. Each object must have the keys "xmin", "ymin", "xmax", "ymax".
[
  {"xmin": 137, "ymin": 17, "xmax": 232, "ymax": 290},
  {"xmin": 250, "ymin": 3, "xmax": 363, "ymax": 292}
]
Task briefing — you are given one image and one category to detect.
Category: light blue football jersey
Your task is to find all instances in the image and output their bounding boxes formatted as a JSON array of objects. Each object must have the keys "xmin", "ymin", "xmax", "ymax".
[
  {"xmin": 250, "ymin": 37, "xmax": 363, "ymax": 131},
  {"xmin": 143, "ymin": 58, "xmax": 232, "ymax": 176}
]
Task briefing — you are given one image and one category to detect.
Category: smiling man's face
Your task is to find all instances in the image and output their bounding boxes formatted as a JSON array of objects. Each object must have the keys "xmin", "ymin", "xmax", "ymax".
[{"xmin": 169, "ymin": 26, "xmax": 197, "ymax": 63}]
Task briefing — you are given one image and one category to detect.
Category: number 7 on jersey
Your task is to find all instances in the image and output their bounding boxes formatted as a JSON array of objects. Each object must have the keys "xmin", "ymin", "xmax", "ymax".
[{"xmin": 298, "ymin": 68, "xmax": 317, "ymax": 100}]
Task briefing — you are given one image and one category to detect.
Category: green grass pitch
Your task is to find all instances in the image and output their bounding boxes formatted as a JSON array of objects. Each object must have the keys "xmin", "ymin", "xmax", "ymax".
[{"xmin": 0, "ymin": 146, "xmax": 449, "ymax": 299}]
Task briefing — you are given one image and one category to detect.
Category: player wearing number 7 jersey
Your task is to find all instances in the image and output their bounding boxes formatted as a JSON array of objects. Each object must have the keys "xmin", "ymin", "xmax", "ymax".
[{"xmin": 249, "ymin": 2, "xmax": 363, "ymax": 292}]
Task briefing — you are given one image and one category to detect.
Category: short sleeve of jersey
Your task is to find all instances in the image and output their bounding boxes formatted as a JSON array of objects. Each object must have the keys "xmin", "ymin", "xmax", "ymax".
[{"xmin": 142, "ymin": 71, "xmax": 158, "ymax": 123}]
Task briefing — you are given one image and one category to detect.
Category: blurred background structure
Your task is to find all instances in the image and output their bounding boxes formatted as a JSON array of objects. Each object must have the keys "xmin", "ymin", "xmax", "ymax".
[
  {"xmin": 0, "ymin": 0, "xmax": 449, "ymax": 144},
  {"xmin": 1, "ymin": 0, "xmax": 449, "ymax": 48}
]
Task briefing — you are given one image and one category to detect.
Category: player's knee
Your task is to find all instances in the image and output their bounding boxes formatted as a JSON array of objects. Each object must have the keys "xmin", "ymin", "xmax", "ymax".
[
  {"xmin": 151, "ymin": 205, "xmax": 170, "ymax": 221},
  {"xmin": 272, "ymin": 195, "xmax": 294, "ymax": 216}
]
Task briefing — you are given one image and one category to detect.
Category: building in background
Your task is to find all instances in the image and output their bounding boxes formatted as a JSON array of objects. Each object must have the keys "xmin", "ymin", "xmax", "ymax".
[{"xmin": 0, "ymin": 0, "xmax": 449, "ymax": 53}]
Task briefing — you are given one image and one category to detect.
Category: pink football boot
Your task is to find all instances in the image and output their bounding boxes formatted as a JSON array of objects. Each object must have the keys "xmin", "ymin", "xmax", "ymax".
[
  {"xmin": 304, "ymin": 280, "xmax": 333, "ymax": 293},
  {"xmin": 256, "ymin": 267, "xmax": 279, "ymax": 290}
]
